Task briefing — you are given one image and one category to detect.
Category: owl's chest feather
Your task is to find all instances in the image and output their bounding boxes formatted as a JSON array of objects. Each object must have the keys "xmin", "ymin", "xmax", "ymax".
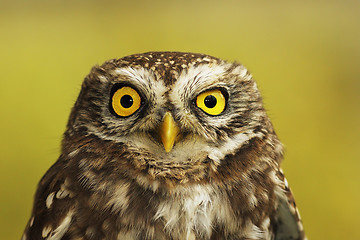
[{"xmin": 151, "ymin": 185, "xmax": 238, "ymax": 240}]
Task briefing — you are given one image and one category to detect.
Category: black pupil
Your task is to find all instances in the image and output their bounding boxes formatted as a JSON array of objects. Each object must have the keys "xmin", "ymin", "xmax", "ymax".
[
  {"xmin": 204, "ymin": 95, "xmax": 217, "ymax": 108},
  {"xmin": 120, "ymin": 95, "xmax": 133, "ymax": 108}
]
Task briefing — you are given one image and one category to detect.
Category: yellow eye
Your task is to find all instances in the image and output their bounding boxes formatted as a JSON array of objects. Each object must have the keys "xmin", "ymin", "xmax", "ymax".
[
  {"xmin": 112, "ymin": 86, "xmax": 141, "ymax": 117},
  {"xmin": 196, "ymin": 89, "xmax": 226, "ymax": 116}
]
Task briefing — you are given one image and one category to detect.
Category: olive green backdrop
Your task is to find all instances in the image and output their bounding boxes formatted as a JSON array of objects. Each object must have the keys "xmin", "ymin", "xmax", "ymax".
[{"xmin": 1, "ymin": 0, "xmax": 359, "ymax": 239}]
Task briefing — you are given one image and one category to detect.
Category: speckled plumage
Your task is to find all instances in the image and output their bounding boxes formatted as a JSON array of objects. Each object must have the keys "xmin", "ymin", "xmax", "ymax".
[{"xmin": 23, "ymin": 52, "xmax": 306, "ymax": 240}]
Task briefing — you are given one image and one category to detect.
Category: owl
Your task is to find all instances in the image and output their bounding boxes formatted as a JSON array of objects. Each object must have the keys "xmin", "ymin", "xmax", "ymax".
[{"xmin": 22, "ymin": 52, "xmax": 306, "ymax": 240}]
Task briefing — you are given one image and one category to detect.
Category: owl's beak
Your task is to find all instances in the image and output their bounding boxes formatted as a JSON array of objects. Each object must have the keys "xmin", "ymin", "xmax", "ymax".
[{"xmin": 159, "ymin": 112, "xmax": 180, "ymax": 152}]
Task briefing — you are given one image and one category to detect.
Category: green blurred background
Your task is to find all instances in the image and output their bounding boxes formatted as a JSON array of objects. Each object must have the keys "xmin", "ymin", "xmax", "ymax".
[{"xmin": 1, "ymin": 0, "xmax": 359, "ymax": 239}]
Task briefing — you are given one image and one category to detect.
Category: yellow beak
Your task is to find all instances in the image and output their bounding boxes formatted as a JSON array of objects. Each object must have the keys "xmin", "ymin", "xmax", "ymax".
[{"xmin": 159, "ymin": 112, "xmax": 180, "ymax": 152}]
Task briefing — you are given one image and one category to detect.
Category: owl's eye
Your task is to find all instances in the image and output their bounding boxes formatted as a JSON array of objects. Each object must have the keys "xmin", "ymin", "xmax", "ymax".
[
  {"xmin": 196, "ymin": 89, "xmax": 226, "ymax": 115},
  {"xmin": 111, "ymin": 86, "xmax": 141, "ymax": 117}
]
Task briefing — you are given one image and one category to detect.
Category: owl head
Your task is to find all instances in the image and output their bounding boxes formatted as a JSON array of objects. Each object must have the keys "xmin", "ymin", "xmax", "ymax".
[{"xmin": 62, "ymin": 52, "xmax": 280, "ymax": 189}]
